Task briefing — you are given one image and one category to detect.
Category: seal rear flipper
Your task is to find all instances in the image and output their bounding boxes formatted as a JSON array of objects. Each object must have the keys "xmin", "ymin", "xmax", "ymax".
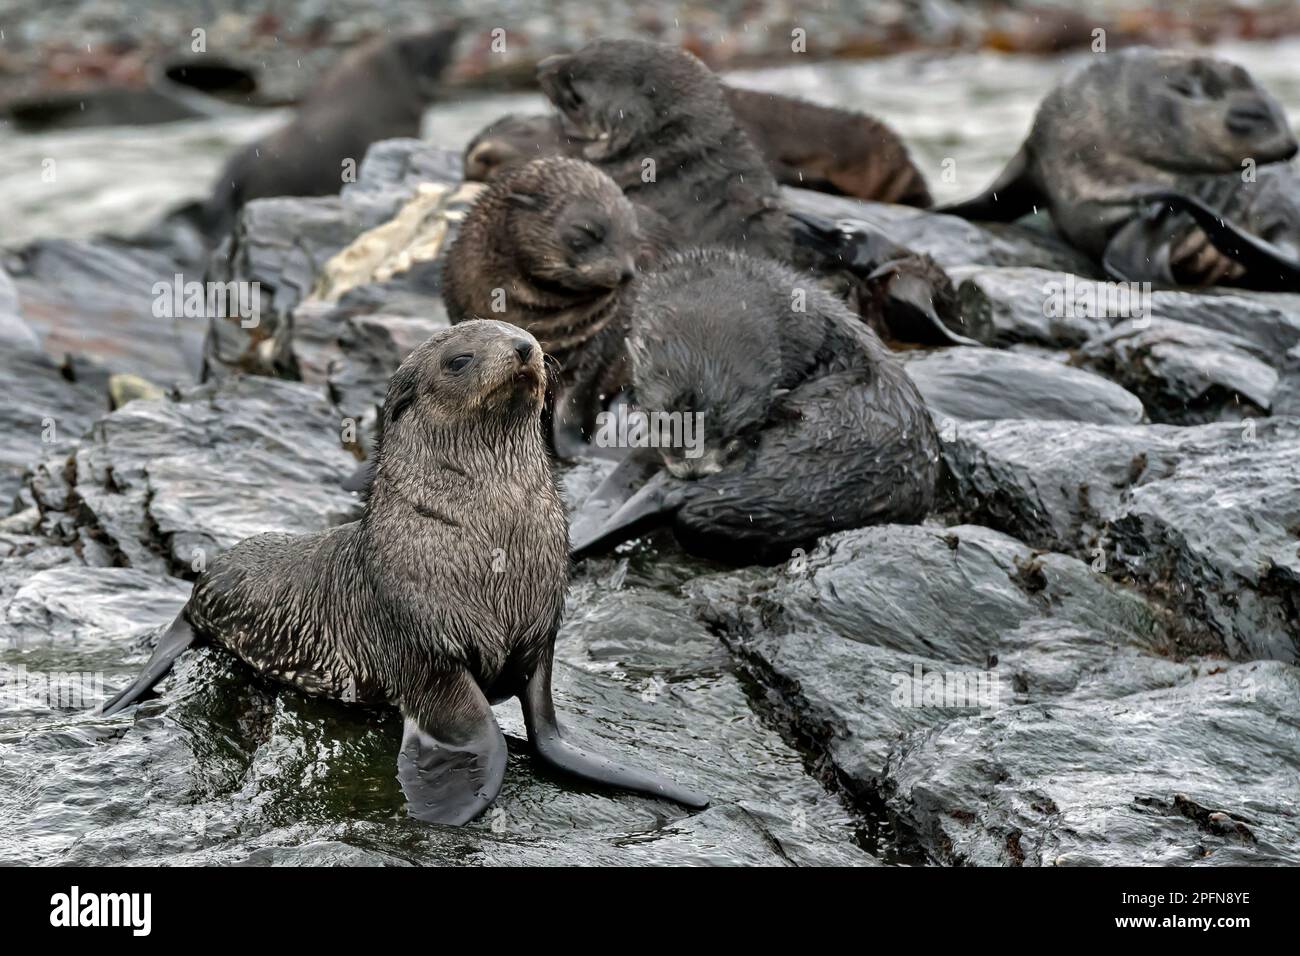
[
  {"xmin": 98, "ymin": 610, "xmax": 196, "ymax": 716},
  {"xmin": 397, "ymin": 671, "xmax": 507, "ymax": 826},
  {"xmin": 569, "ymin": 467, "xmax": 682, "ymax": 559},
  {"xmin": 934, "ymin": 144, "xmax": 1042, "ymax": 222},
  {"xmin": 521, "ymin": 645, "xmax": 707, "ymax": 810},
  {"xmin": 1138, "ymin": 191, "xmax": 1300, "ymax": 290}
]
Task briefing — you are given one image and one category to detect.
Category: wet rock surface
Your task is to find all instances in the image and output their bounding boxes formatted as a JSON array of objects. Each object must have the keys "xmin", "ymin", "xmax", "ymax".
[
  {"xmin": 903, "ymin": 346, "xmax": 1145, "ymax": 425},
  {"xmin": 3, "ymin": 135, "xmax": 1298, "ymax": 866}
]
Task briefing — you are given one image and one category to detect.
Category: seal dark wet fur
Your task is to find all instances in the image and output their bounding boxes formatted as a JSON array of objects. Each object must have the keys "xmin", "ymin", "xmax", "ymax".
[
  {"xmin": 99, "ymin": 320, "xmax": 706, "ymax": 824},
  {"xmin": 441, "ymin": 156, "xmax": 666, "ymax": 452},
  {"xmin": 536, "ymin": 38, "xmax": 972, "ymax": 346},
  {"xmin": 938, "ymin": 47, "xmax": 1300, "ymax": 288},
  {"xmin": 570, "ymin": 249, "xmax": 940, "ymax": 563}
]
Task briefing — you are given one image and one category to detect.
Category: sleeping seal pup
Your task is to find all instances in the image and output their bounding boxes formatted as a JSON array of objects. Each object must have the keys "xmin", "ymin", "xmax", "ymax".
[
  {"xmin": 98, "ymin": 320, "xmax": 706, "ymax": 824},
  {"xmin": 569, "ymin": 249, "xmax": 940, "ymax": 563},
  {"xmin": 442, "ymin": 156, "xmax": 666, "ymax": 454},
  {"xmin": 939, "ymin": 47, "xmax": 1300, "ymax": 289}
]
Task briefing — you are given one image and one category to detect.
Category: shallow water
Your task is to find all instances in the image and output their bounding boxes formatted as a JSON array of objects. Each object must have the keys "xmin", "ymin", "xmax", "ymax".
[{"xmin": 3, "ymin": 38, "xmax": 1300, "ymax": 866}]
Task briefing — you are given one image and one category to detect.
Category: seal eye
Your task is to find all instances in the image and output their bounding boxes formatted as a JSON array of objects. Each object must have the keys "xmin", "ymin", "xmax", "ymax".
[{"xmin": 445, "ymin": 353, "xmax": 473, "ymax": 373}]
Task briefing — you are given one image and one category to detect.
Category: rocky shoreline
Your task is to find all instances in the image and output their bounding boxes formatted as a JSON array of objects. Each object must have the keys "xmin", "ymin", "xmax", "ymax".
[{"xmin": 2, "ymin": 136, "xmax": 1298, "ymax": 865}]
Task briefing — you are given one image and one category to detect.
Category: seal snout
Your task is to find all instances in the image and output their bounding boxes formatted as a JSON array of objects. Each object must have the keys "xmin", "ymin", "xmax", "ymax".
[{"xmin": 512, "ymin": 338, "xmax": 535, "ymax": 364}]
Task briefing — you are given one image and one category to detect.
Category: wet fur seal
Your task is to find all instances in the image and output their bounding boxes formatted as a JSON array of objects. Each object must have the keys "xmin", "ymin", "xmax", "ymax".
[
  {"xmin": 939, "ymin": 47, "xmax": 1300, "ymax": 288},
  {"xmin": 536, "ymin": 39, "xmax": 792, "ymax": 260},
  {"xmin": 98, "ymin": 320, "xmax": 706, "ymax": 824},
  {"xmin": 202, "ymin": 27, "xmax": 460, "ymax": 237},
  {"xmin": 465, "ymin": 89, "xmax": 933, "ymax": 207},
  {"xmin": 570, "ymin": 249, "xmax": 940, "ymax": 563},
  {"xmin": 535, "ymin": 38, "xmax": 974, "ymax": 346},
  {"xmin": 442, "ymin": 156, "xmax": 663, "ymax": 452}
]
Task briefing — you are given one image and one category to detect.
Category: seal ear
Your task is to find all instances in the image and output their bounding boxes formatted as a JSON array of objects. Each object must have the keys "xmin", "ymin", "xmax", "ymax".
[{"xmin": 384, "ymin": 361, "xmax": 421, "ymax": 427}]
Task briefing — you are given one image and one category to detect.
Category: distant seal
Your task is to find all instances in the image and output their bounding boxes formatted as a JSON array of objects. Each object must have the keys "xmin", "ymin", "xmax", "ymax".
[
  {"xmin": 939, "ymin": 48, "xmax": 1300, "ymax": 288},
  {"xmin": 202, "ymin": 27, "xmax": 460, "ymax": 237},
  {"xmin": 465, "ymin": 88, "xmax": 933, "ymax": 207},
  {"xmin": 99, "ymin": 320, "xmax": 706, "ymax": 824},
  {"xmin": 570, "ymin": 249, "xmax": 940, "ymax": 563},
  {"xmin": 723, "ymin": 87, "xmax": 932, "ymax": 207},
  {"xmin": 442, "ymin": 156, "xmax": 661, "ymax": 449}
]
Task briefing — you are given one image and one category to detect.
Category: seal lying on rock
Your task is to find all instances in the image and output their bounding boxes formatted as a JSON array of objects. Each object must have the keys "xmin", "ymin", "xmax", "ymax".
[
  {"xmin": 202, "ymin": 27, "xmax": 461, "ymax": 238},
  {"xmin": 939, "ymin": 47, "xmax": 1300, "ymax": 289},
  {"xmin": 570, "ymin": 249, "xmax": 940, "ymax": 563},
  {"xmin": 465, "ymin": 89, "xmax": 932, "ymax": 207},
  {"xmin": 536, "ymin": 37, "xmax": 973, "ymax": 344},
  {"xmin": 98, "ymin": 320, "xmax": 706, "ymax": 825},
  {"xmin": 442, "ymin": 156, "xmax": 662, "ymax": 453}
]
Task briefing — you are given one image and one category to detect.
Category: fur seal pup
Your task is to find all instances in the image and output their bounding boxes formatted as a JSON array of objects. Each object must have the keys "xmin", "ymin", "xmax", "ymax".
[
  {"xmin": 569, "ymin": 249, "xmax": 940, "ymax": 563},
  {"xmin": 939, "ymin": 48, "xmax": 1300, "ymax": 288},
  {"xmin": 202, "ymin": 27, "xmax": 460, "ymax": 237},
  {"xmin": 723, "ymin": 87, "xmax": 933, "ymax": 207},
  {"xmin": 464, "ymin": 89, "xmax": 933, "ymax": 207},
  {"xmin": 98, "ymin": 320, "xmax": 706, "ymax": 824},
  {"xmin": 442, "ymin": 156, "xmax": 663, "ymax": 454},
  {"xmin": 535, "ymin": 38, "xmax": 973, "ymax": 346},
  {"xmin": 536, "ymin": 39, "xmax": 792, "ymax": 260}
]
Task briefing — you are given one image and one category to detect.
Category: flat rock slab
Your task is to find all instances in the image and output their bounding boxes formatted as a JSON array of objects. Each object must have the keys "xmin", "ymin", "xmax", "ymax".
[
  {"xmin": 885, "ymin": 662, "xmax": 1300, "ymax": 866},
  {"xmin": 1078, "ymin": 318, "xmax": 1277, "ymax": 423},
  {"xmin": 904, "ymin": 346, "xmax": 1145, "ymax": 425},
  {"xmin": 66, "ymin": 376, "xmax": 357, "ymax": 575},
  {"xmin": 946, "ymin": 417, "xmax": 1300, "ymax": 661}
]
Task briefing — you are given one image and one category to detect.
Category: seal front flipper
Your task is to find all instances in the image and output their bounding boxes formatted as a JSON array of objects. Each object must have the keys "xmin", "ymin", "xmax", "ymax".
[
  {"xmin": 397, "ymin": 669, "xmax": 507, "ymax": 825},
  {"xmin": 934, "ymin": 144, "xmax": 1042, "ymax": 222},
  {"xmin": 788, "ymin": 209, "xmax": 979, "ymax": 346},
  {"xmin": 1101, "ymin": 206, "xmax": 1178, "ymax": 284},
  {"xmin": 98, "ymin": 609, "xmax": 196, "ymax": 716},
  {"xmin": 569, "ymin": 465, "xmax": 682, "ymax": 559},
  {"xmin": 520, "ymin": 644, "xmax": 708, "ymax": 810},
  {"xmin": 1138, "ymin": 191, "xmax": 1300, "ymax": 289}
]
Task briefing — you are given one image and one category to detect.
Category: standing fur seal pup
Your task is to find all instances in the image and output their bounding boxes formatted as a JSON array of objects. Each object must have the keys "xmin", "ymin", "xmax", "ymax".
[
  {"xmin": 939, "ymin": 48, "xmax": 1300, "ymax": 288},
  {"xmin": 535, "ymin": 38, "xmax": 974, "ymax": 346},
  {"xmin": 98, "ymin": 320, "xmax": 706, "ymax": 824},
  {"xmin": 464, "ymin": 89, "xmax": 933, "ymax": 208},
  {"xmin": 569, "ymin": 249, "xmax": 940, "ymax": 563},
  {"xmin": 201, "ymin": 27, "xmax": 460, "ymax": 238},
  {"xmin": 442, "ymin": 156, "xmax": 663, "ymax": 452}
]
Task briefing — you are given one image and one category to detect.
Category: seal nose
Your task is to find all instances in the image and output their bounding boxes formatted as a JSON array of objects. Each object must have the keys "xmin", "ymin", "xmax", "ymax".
[
  {"xmin": 619, "ymin": 261, "xmax": 636, "ymax": 285},
  {"xmin": 513, "ymin": 339, "xmax": 534, "ymax": 365},
  {"xmin": 1226, "ymin": 101, "xmax": 1277, "ymax": 136}
]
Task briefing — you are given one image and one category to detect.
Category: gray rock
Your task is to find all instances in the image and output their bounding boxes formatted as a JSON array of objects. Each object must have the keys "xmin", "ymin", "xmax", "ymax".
[
  {"xmin": 946, "ymin": 417, "xmax": 1300, "ymax": 661},
  {"xmin": 1078, "ymin": 319, "xmax": 1277, "ymax": 424},
  {"xmin": 885, "ymin": 662, "xmax": 1300, "ymax": 866},
  {"xmin": 1274, "ymin": 345, "xmax": 1300, "ymax": 417},
  {"xmin": 5, "ymin": 238, "xmax": 205, "ymax": 383},
  {"xmin": 203, "ymin": 142, "xmax": 462, "ymax": 377},
  {"xmin": 784, "ymin": 190, "xmax": 1097, "ymax": 274},
  {"xmin": 903, "ymin": 346, "xmax": 1145, "ymax": 425},
  {"xmin": 953, "ymin": 265, "xmax": 1300, "ymax": 354},
  {"xmin": 69, "ymin": 376, "xmax": 357, "ymax": 575}
]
